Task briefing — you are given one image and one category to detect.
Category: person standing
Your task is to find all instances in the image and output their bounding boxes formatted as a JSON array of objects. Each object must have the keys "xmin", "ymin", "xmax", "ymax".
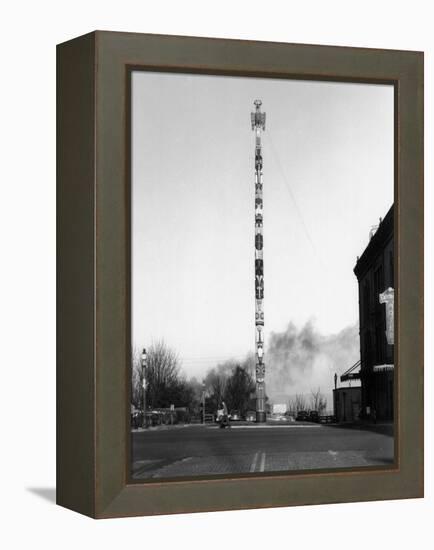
[{"xmin": 220, "ymin": 401, "xmax": 229, "ymax": 428}]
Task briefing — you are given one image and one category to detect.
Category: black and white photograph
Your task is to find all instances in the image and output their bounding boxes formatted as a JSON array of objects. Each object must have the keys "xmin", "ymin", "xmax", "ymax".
[{"xmin": 130, "ymin": 71, "xmax": 395, "ymax": 480}]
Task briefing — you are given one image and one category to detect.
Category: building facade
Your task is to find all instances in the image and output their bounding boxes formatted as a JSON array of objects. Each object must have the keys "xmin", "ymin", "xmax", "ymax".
[
  {"xmin": 333, "ymin": 387, "xmax": 362, "ymax": 423},
  {"xmin": 354, "ymin": 205, "xmax": 394, "ymax": 421}
]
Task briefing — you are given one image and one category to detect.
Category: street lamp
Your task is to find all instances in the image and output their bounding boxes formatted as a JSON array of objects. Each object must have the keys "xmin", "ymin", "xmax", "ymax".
[
  {"xmin": 141, "ymin": 348, "xmax": 147, "ymax": 429},
  {"xmin": 202, "ymin": 382, "xmax": 206, "ymax": 425}
]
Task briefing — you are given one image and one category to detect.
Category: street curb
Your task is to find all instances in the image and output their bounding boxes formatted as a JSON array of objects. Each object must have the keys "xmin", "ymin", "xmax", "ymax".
[{"xmin": 207, "ymin": 424, "xmax": 323, "ymax": 429}]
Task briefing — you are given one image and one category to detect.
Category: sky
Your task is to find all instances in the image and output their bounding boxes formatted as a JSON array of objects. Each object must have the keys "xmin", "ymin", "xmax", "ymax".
[{"xmin": 131, "ymin": 71, "xmax": 393, "ymax": 381}]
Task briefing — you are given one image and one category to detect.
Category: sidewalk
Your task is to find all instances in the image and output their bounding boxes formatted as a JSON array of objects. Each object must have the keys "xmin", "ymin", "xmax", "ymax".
[
  {"xmin": 132, "ymin": 420, "xmax": 324, "ymax": 432},
  {"xmin": 327, "ymin": 421, "xmax": 394, "ymax": 437},
  {"xmin": 131, "ymin": 423, "xmax": 204, "ymax": 433}
]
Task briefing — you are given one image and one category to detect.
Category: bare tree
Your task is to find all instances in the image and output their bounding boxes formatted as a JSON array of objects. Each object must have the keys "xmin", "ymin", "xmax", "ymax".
[
  {"xmin": 295, "ymin": 393, "xmax": 308, "ymax": 412},
  {"xmin": 310, "ymin": 388, "xmax": 327, "ymax": 413},
  {"xmin": 204, "ymin": 358, "xmax": 257, "ymax": 415},
  {"xmin": 287, "ymin": 396, "xmax": 297, "ymax": 415},
  {"xmin": 206, "ymin": 371, "xmax": 227, "ymax": 406},
  {"xmin": 204, "ymin": 362, "xmax": 232, "ymax": 413},
  {"xmin": 132, "ymin": 340, "xmax": 188, "ymax": 410},
  {"xmin": 186, "ymin": 376, "xmax": 205, "ymax": 416},
  {"xmin": 241, "ymin": 351, "xmax": 256, "ymax": 380},
  {"xmin": 131, "ymin": 346, "xmax": 142, "ymax": 409},
  {"xmin": 225, "ymin": 365, "xmax": 255, "ymax": 415},
  {"xmin": 145, "ymin": 340, "xmax": 183, "ymax": 408}
]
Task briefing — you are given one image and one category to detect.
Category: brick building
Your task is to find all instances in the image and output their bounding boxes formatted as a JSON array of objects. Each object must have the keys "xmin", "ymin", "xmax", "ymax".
[{"xmin": 353, "ymin": 204, "xmax": 394, "ymax": 421}]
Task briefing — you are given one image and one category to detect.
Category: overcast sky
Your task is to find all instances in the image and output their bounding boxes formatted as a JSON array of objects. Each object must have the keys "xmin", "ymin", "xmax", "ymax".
[{"xmin": 132, "ymin": 71, "xmax": 393, "ymax": 379}]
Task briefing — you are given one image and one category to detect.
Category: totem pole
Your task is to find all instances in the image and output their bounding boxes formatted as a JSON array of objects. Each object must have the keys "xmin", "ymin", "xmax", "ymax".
[{"xmin": 251, "ymin": 100, "xmax": 266, "ymax": 423}]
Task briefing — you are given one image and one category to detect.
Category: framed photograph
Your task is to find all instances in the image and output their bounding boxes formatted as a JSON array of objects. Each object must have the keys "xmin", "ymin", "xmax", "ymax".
[{"xmin": 57, "ymin": 31, "xmax": 423, "ymax": 518}]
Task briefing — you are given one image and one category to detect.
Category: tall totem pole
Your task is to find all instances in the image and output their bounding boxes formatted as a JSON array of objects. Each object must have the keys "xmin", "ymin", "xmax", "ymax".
[{"xmin": 251, "ymin": 99, "xmax": 266, "ymax": 423}]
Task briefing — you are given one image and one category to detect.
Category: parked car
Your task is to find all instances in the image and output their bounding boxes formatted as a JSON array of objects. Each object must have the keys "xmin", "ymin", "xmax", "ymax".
[
  {"xmin": 245, "ymin": 410, "xmax": 256, "ymax": 422},
  {"xmin": 296, "ymin": 410, "xmax": 309, "ymax": 421},
  {"xmin": 229, "ymin": 410, "xmax": 241, "ymax": 421},
  {"xmin": 308, "ymin": 410, "xmax": 320, "ymax": 423},
  {"xmin": 269, "ymin": 413, "xmax": 288, "ymax": 422}
]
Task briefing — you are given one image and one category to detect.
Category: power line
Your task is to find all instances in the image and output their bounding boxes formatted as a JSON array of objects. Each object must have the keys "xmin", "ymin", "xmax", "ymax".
[
  {"xmin": 181, "ymin": 355, "xmax": 249, "ymax": 363},
  {"xmin": 267, "ymin": 133, "xmax": 327, "ymax": 273}
]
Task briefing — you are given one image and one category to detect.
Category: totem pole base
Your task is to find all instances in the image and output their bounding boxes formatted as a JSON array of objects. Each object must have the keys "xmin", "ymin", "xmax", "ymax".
[{"xmin": 256, "ymin": 411, "xmax": 267, "ymax": 423}]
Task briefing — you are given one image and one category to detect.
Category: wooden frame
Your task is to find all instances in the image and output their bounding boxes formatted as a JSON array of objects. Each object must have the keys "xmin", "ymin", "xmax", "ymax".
[{"xmin": 57, "ymin": 31, "xmax": 423, "ymax": 518}]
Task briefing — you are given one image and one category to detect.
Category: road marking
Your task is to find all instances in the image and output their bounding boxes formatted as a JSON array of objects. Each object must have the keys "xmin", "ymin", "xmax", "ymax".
[
  {"xmin": 250, "ymin": 452, "xmax": 259, "ymax": 472},
  {"xmin": 259, "ymin": 452, "xmax": 266, "ymax": 472}
]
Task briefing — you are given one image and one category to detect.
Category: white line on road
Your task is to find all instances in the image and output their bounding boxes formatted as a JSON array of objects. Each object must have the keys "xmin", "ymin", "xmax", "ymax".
[
  {"xmin": 250, "ymin": 452, "xmax": 259, "ymax": 472},
  {"xmin": 259, "ymin": 452, "xmax": 266, "ymax": 472}
]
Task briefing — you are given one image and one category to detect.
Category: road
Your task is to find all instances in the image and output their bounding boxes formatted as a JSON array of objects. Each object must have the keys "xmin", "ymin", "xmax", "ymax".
[{"xmin": 131, "ymin": 423, "xmax": 394, "ymax": 479}]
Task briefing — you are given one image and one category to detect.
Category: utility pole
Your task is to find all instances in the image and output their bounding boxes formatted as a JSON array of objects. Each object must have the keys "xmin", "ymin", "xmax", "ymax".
[{"xmin": 251, "ymin": 100, "xmax": 266, "ymax": 423}]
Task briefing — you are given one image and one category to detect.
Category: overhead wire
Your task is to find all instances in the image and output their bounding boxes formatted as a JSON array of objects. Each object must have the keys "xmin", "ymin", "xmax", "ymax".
[{"xmin": 266, "ymin": 132, "xmax": 328, "ymax": 273}]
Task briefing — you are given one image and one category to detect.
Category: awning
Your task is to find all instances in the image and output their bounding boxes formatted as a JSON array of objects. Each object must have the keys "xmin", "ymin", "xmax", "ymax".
[
  {"xmin": 340, "ymin": 362, "xmax": 394, "ymax": 382},
  {"xmin": 340, "ymin": 359, "xmax": 361, "ymax": 382}
]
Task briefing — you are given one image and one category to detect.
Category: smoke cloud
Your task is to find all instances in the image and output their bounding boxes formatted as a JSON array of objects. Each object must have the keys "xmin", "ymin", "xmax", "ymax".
[{"xmin": 266, "ymin": 321, "xmax": 359, "ymax": 405}]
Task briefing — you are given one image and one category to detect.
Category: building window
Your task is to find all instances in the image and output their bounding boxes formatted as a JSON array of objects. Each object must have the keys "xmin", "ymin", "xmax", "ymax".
[
  {"xmin": 374, "ymin": 265, "xmax": 384, "ymax": 308},
  {"xmin": 363, "ymin": 281, "xmax": 370, "ymax": 326}
]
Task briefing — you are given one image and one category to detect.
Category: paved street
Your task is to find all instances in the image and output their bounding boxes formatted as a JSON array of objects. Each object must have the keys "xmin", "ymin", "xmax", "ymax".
[{"xmin": 131, "ymin": 423, "xmax": 394, "ymax": 479}]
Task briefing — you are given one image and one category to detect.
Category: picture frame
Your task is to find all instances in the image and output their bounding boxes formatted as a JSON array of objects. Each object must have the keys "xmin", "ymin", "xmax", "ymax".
[{"xmin": 57, "ymin": 30, "xmax": 423, "ymax": 518}]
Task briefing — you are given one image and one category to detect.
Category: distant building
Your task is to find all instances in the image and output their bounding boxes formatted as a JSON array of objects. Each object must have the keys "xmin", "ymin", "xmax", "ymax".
[
  {"xmin": 353, "ymin": 204, "xmax": 394, "ymax": 421},
  {"xmin": 272, "ymin": 403, "xmax": 287, "ymax": 414}
]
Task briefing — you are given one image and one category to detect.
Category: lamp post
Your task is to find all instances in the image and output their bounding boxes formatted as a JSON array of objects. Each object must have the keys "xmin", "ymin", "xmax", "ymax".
[
  {"xmin": 333, "ymin": 372, "xmax": 338, "ymax": 422},
  {"xmin": 141, "ymin": 348, "xmax": 147, "ymax": 429},
  {"xmin": 202, "ymin": 382, "xmax": 206, "ymax": 425}
]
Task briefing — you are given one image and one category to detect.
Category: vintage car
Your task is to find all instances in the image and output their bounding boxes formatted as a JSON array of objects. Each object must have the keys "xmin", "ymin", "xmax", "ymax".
[
  {"xmin": 245, "ymin": 411, "xmax": 256, "ymax": 422},
  {"xmin": 296, "ymin": 410, "xmax": 309, "ymax": 422},
  {"xmin": 308, "ymin": 410, "xmax": 320, "ymax": 423},
  {"xmin": 229, "ymin": 410, "xmax": 241, "ymax": 421}
]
